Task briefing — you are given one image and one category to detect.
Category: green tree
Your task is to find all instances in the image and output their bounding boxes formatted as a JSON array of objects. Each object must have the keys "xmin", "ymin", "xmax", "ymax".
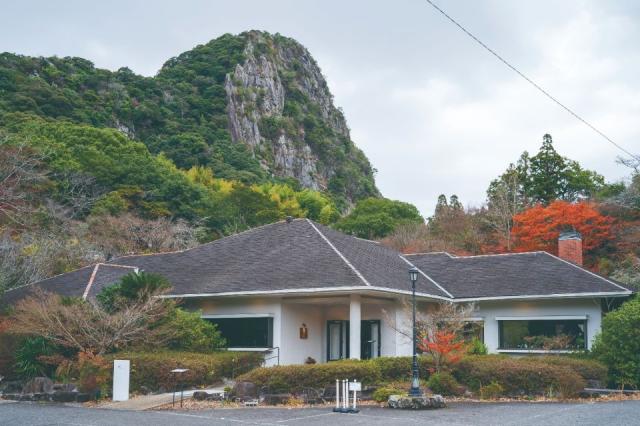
[
  {"xmin": 164, "ymin": 309, "xmax": 226, "ymax": 352},
  {"xmin": 336, "ymin": 198, "xmax": 423, "ymax": 239},
  {"xmin": 592, "ymin": 297, "xmax": 640, "ymax": 388},
  {"xmin": 97, "ymin": 272, "xmax": 171, "ymax": 312}
]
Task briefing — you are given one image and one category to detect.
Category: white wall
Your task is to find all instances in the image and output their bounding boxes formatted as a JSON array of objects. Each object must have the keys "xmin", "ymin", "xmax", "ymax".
[
  {"xmin": 195, "ymin": 297, "xmax": 283, "ymax": 366},
  {"xmin": 280, "ymin": 303, "xmax": 324, "ymax": 365},
  {"xmin": 189, "ymin": 295, "xmax": 604, "ymax": 363},
  {"xmin": 476, "ymin": 298, "xmax": 603, "ymax": 352}
]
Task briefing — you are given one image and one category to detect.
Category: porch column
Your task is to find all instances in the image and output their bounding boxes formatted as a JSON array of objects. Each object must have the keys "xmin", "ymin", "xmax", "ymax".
[{"xmin": 349, "ymin": 294, "xmax": 361, "ymax": 359}]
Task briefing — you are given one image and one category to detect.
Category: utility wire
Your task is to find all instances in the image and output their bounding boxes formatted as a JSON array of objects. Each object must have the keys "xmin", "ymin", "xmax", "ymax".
[{"xmin": 424, "ymin": 0, "xmax": 639, "ymax": 161}]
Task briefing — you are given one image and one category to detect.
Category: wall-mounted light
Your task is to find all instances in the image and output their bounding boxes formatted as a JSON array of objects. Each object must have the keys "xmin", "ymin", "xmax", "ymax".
[{"xmin": 299, "ymin": 323, "xmax": 308, "ymax": 339}]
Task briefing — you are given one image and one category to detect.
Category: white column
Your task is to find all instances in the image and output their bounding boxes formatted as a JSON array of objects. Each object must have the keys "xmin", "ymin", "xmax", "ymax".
[{"xmin": 349, "ymin": 294, "xmax": 361, "ymax": 359}]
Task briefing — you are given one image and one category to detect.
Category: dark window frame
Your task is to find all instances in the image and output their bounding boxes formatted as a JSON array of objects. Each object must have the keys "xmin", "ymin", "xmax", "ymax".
[
  {"xmin": 205, "ymin": 316, "xmax": 274, "ymax": 348},
  {"xmin": 498, "ymin": 319, "xmax": 587, "ymax": 351}
]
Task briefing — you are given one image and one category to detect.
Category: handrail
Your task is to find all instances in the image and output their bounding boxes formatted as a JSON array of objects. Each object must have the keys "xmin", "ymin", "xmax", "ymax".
[{"xmin": 262, "ymin": 346, "xmax": 280, "ymax": 366}]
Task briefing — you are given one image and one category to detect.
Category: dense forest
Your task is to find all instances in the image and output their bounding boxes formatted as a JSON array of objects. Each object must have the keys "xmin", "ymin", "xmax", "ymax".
[
  {"xmin": 0, "ymin": 31, "xmax": 638, "ymax": 296},
  {"xmin": 378, "ymin": 135, "xmax": 640, "ymax": 290}
]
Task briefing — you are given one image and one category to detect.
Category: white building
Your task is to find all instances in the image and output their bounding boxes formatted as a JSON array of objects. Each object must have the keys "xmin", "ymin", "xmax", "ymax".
[{"xmin": 5, "ymin": 219, "xmax": 631, "ymax": 365}]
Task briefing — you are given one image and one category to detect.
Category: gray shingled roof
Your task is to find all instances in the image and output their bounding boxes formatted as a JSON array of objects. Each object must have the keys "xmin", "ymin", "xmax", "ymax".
[
  {"xmin": 2, "ymin": 219, "xmax": 631, "ymax": 305},
  {"xmin": 406, "ymin": 251, "xmax": 631, "ymax": 299}
]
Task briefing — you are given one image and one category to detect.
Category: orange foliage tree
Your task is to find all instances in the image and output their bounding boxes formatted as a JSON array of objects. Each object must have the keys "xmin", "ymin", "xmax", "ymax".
[
  {"xmin": 511, "ymin": 200, "xmax": 613, "ymax": 254},
  {"xmin": 418, "ymin": 330, "xmax": 467, "ymax": 373}
]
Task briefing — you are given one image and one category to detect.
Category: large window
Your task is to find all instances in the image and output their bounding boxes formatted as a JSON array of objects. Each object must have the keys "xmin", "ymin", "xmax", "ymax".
[
  {"xmin": 498, "ymin": 318, "xmax": 587, "ymax": 350},
  {"xmin": 205, "ymin": 317, "xmax": 273, "ymax": 348}
]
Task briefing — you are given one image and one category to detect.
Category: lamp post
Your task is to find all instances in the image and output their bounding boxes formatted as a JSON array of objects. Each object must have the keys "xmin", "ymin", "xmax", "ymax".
[{"xmin": 408, "ymin": 266, "xmax": 422, "ymax": 397}]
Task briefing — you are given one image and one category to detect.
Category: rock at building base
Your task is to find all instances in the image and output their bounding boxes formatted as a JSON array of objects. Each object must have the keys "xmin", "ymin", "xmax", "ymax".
[
  {"xmin": 192, "ymin": 391, "xmax": 210, "ymax": 401},
  {"xmin": 22, "ymin": 377, "xmax": 53, "ymax": 394},
  {"xmin": 232, "ymin": 382, "xmax": 257, "ymax": 399},
  {"xmin": 387, "ymin": 394, "xmax": 446, "ymax": 410}
]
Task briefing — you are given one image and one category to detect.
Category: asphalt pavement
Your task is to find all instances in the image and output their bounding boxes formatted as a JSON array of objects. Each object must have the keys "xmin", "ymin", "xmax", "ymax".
[{"xmin": 0, "ymin": 400, "xmax": 638, "ymax": 425}]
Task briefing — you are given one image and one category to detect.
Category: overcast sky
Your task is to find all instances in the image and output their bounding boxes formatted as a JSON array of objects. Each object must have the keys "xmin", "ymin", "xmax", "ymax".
[{"xmin": 2, "ymin": 0, "xmax": 639, "ymax": 216}]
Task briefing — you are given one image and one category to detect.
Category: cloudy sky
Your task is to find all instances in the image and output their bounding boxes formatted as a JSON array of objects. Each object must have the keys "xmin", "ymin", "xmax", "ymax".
[{"xmin": 2, "ymin": 0, "xmax": 639, "ymax": 215}]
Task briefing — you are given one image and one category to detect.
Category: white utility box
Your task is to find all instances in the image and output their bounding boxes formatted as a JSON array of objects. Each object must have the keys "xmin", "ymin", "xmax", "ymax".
[{"xmin": 112, "ymin": 360, "xmax": 130, "ymax": 401}]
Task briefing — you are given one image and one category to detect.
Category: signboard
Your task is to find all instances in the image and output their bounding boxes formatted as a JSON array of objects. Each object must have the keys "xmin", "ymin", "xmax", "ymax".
[
  {"xmin": 113, "ymin": 360, "xmax": 130, "ymax": 401},
  {"xmin": 348, "ymin": 381, "xmax": 361, "ymax": 392}
]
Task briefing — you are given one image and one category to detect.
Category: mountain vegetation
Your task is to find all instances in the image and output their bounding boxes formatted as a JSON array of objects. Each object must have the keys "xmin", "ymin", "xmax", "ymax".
[{"xmin": 0, "ymin": 31, "xmax": 379, "ymax": 294}]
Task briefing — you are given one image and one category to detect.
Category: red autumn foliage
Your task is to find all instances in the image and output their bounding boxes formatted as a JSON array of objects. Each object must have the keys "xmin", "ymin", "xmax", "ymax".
[
  {"xmin": 511, "ymin": 201, "xmax": 613, "ymax": 254},
  {"xmin": 418, "ymin": 330, "xmax": 467, "ymax": 373}
]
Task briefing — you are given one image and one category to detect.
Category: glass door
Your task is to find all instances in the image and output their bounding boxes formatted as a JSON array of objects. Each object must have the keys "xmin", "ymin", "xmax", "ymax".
[
  {"xmin": 361, "ymin": 320, "xmax": 381, "ymax": 359},
  {"xmin": 326, "ymin": 320, "xmax": 349, "ymax": 361}
]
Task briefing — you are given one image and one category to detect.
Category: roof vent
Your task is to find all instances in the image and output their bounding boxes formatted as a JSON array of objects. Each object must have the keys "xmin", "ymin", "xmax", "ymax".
[{"xmin": 286, "ymin": 216, "xmax": 293, "ymax": 223}]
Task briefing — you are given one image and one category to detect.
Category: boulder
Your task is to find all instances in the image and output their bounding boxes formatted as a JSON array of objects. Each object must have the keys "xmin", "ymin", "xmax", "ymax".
[
  {"xmin": 387, "ymin": 394, "xmax": 446, "ymax": 410},
  {"xmin": 51, "ymin": 391, "xmax": 78, "ymax": 403},
  {"xmin": 232, "ymin": 381, "xmax": 257, "ymax": 399},
  {"xmin": 52, "ymin": 383, "xmax": 78, "ymax": 393},
  {"xmin": 262, "ymin": 393, "xmax": 291, "ymax": 405},
  {"xmin": 0, "ymin": 380, "xmax": 23, "ymax": 394},
  {"xmin": 76, "ymin": 393, "xmax": 93, "ymax": 403},
  {"xmin": 22, "ymin": 377, "xmax": 53, "ymax": 394},
  {"xmin": 192, "ymin": 391, "xmax": 210, "ymax": 401}
]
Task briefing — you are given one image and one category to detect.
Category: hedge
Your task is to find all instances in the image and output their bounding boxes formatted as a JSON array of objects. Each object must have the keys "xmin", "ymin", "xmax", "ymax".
[
  {"xmin": 105, "ymin": 351, "xmax": 263, "ymax": 392},
  {"xmin": 236, "ymin": 360, "xmax": 382, "ymax": 393},
  {"xmin": 238, "ymin": 355, "xmax": 604, "ymax": 398},
  {"xmin": 453, "ymin": 355, "xmax": 587, "ymax": 397}
]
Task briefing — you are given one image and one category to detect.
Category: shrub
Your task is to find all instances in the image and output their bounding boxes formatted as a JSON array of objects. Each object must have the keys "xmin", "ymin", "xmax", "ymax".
[
  {"xmin": 426, "ymin": 371, "xmax": 463, "ymax": 396},
  {"xmin": 164, "ymin": 309, "xmax": 226, "ymax": 352},
  {"xmin": 105, "ymin": 351, "xmax": 263, "ymax": 393},
  {"xmin": 370, "ymin": 356, "xmax": 434, "ymax": 381},
  {"xmin": 479, "ymin": 381, "xmax": 504, "ymax": 400},
  {"xmin": 453, "ymin": 355, "xmax": 585, "ymax": 398},
  {"xmin": 372, "ymin": 386, "xmax": 405, "ymax": 402},
  {"xmin": 237, "ymin": 360, "xmax": 381, "ymax": 393},
  {"xmin": 467, "ymin": 338, "xmax": 488, "ymax": 355},
  {"xmin": 0, "ymin": 333, "xmax": 21, "ymax": 379},
  {"xmin": 13, "ymin": 336, "xmax": 58, "ymax": 379},
  {"xmin": 97, "ymin": 272, "xmax": 171, "ymax": 312},
  {"xmin": 522, "ymin": 356, "xmax": 607, "ymax": 383},
  {"xmin": 592, "ymin": 296, "xmax": 640, "ymax": 388}
]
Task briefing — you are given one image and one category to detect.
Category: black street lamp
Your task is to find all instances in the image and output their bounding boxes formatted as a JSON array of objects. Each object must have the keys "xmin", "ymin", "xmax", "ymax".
[{"xmin": 408, "ymin": 266, "xmax": 422, "ymax": 397}]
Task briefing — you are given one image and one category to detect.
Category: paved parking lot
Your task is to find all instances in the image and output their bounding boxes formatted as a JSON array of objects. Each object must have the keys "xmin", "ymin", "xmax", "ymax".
[{"xmin": 1, "ymin": 400, "xmax": 639, "ymax": 425}]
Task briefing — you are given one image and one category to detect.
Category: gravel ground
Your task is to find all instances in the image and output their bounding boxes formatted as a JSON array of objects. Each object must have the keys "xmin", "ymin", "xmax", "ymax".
[{"xmin": 1, "ymin": 400, "xmax": 638, "ymax": 425}]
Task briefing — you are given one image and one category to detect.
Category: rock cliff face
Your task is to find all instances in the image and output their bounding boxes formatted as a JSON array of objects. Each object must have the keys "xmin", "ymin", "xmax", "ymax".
[
  {"xmin": 0, "ymin": 30, "xmax": 378, "ymax": 206},
  {"xmin": 224, "ymin": 31, "xmax": 378, "ymax": 202}
]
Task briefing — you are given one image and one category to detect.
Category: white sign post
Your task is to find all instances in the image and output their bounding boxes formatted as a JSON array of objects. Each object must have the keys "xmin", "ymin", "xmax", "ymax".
[{"xmin": 112, "ymin": 360, "xmax": 130, "ymax": 401}]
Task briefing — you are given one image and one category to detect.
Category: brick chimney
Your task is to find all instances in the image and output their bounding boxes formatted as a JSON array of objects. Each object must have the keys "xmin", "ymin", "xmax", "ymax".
[{"xmin": 558, "ymin": 230, "xmax": 583, "ymax": 266}]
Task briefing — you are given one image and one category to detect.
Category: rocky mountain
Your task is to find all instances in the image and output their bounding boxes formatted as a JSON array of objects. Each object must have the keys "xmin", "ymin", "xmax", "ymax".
[{"xmin": 0, "ymin": 31, "xmax": 378, "ymax": 206}]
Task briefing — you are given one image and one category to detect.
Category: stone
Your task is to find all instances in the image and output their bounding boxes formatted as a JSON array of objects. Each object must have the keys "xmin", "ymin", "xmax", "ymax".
[
  {"xmin": 51, "ymin": 391, "xmax": 78, "ymax": 403},
  {"xmin": 387, "ymin": 394, "xmax": 446, "ymax": 410},
  {"xmin": 262, "ymin": 393, "xmax": 291, "ymax": 405},
  {"xmin": 52, "ymin": 383, "xmax": 78, "ymax": 393},
  {"xmin": 22, "ymin": 377, "xmax": 53, "ymax": 394},
  {"xmin": 0, "ymin": 380, "xmax": 23, "ymax": 394},
  {"xmin": 75, "ymin": 393, "xmax": 93, "ymax": 403},
  {"xmin": 232, "ymin": 381, "xmax": 257, "ymax": 399},
  {"xmin": 192, "ymin": 391, "xmax": 210, "ymax": 401}
]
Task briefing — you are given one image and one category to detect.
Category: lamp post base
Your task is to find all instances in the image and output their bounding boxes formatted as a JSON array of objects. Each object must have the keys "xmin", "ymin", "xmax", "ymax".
[{"xmin": 408, "ymin": 387, "xmax": 423, "ymax": 397}]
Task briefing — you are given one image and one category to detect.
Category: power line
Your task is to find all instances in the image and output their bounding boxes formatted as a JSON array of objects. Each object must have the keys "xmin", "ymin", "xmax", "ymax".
[{"xmin": 424, "ymin": 0, "xmax": 639, "ymax": 161}]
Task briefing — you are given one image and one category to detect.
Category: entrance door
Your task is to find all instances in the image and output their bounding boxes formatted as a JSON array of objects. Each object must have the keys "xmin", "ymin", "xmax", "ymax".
[
  {"xmin": 361, "ymin": 320, "xmax": 381, "ymax": 359},
  {"xmin": 326, "ymin": 320, "xmax": 349, "ymax": 361}
]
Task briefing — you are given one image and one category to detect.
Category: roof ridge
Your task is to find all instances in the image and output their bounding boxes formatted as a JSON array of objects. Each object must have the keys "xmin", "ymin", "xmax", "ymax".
[
  {"xmin": 110, "ymin": 219, "xmax": 294, "ymax": 261},
  {"xmin": 541, "ymin": 252, "xmax": 632, "ymax": 293},
  {"xmin": 81, "ymin": 263, "xmax": 140, "ymax": 300},
  {"xmin": 404, "ymin": 251, "xmax": 454, "ymax": 257},
  {"xmin": 399, "ymin": 255, "xmax": 454, "ymax": 298},
  {"xmin": 449, "ymin": 251, "xmax": 546, "ymax": 259},
  {"xmin": 305, "ymin": 219, "xmax": 372, "ymax": 287},
  {"xmin": 2, "ymin": 264, "xmax": 97, "ymax": 294}
]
